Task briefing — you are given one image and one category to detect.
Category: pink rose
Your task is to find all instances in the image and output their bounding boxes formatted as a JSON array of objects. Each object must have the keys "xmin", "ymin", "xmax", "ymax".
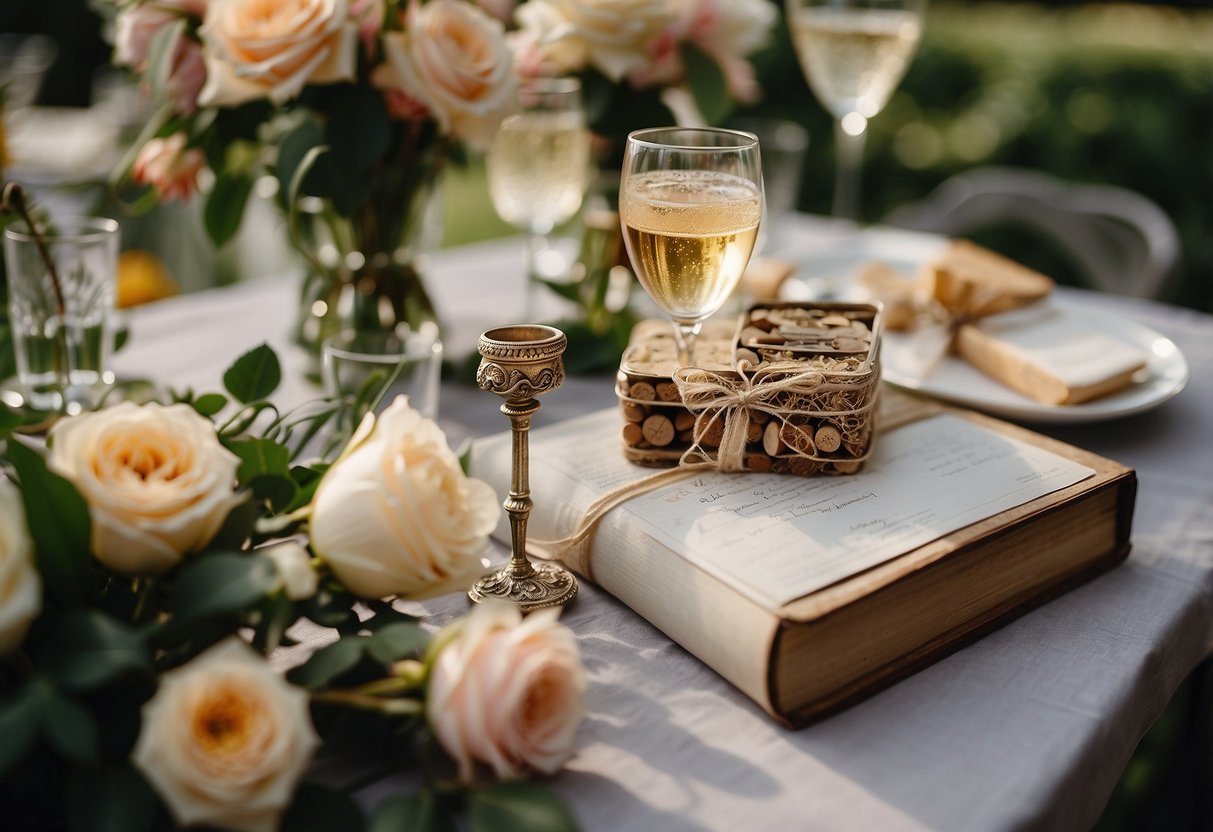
[
  {"xmin": 133, "ymin": 133, "xmax": 206, "ymax": 202},
  {"xmin": 428, "ymin": 601, "xmax": 585, "ymax": 781},
  {"xmin": 680, "ymin": 0, "xmax": 774, "ymax": 102},
  {"xmin": 114, "ymin": 0, "xmax": 209, "ymax": 113}
]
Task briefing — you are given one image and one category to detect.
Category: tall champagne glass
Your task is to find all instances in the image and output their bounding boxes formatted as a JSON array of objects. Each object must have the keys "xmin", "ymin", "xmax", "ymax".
[
  {"xmin": 620, "ymin": 128, "xmax": 763, "ymax": 367},
  {"xmin": 487, "ymin": 76, "xmax": 591, "ymax": 305},
  {"xmin": 786, "ymin": 0, "xmax": 924, "ymax": 220}
]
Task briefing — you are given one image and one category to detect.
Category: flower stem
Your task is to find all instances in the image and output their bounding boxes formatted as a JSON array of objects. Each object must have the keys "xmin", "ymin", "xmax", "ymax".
[{"xmin": 2, "ymin": 182, "xmax": 66, "ymax": 318}]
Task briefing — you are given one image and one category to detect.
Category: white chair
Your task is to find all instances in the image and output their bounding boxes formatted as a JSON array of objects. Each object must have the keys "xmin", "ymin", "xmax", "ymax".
[{"xmin": 883, "ymin": 167, "xmax": 1181, "ymax": 299}]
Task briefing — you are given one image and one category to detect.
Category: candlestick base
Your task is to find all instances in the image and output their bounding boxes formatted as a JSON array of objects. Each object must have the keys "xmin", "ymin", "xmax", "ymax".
[{"xmin": 468, "ymin": 561, "xmax": 578, "ymax": 613}]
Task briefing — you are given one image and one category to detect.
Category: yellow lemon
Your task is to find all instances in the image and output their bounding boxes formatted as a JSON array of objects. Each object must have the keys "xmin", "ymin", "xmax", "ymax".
[{"xmin": 116, "ymin": 250, "xmax": 180, "ymax": 308}]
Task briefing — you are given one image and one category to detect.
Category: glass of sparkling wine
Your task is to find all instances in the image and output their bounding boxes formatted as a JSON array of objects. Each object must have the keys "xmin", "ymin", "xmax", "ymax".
[
  {"xmin": 487, "ymin": 76, "xmax": 591, "ymax": 305},
  {"xmin": 620, "ymin": 127, "xmax": 763, "ymax": 367},
  {"xmin": 786, "ymin": 0, "xmax": 924, "ymax": 220}
]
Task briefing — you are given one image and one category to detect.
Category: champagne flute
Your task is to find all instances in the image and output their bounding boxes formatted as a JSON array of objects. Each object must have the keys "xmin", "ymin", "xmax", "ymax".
[
  {"xmin": 786, "ymin": 0, "xmax": 924, "ymax": 220},
  {"xmin": 487, "ymin": 76, "xmax": 591, "ymax": 308},
  {"xmin": 620, "ymin": 127, "xmax": 763, "ymax": 367}
]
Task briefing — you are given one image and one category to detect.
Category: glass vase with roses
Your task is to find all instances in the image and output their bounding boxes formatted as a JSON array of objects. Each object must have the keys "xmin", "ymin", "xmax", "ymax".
[
  {"xmin": 0, "ymin": 342, "xmax": 585, "ymax": 830},
  {"xmin": 106, "ymin": 0, "xmax": 521, "ymax": 364}
]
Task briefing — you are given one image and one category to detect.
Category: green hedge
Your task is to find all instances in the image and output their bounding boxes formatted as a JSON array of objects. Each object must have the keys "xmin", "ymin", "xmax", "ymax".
[{"xmin": 740, "ymin": 2, "xmax": 1213, "ymax": 311}]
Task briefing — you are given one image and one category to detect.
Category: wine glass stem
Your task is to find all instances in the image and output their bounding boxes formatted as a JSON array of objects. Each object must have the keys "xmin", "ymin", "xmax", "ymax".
[
  {"xmin": 673, "ymin": 321, "xmax": 703, "ymax": 368},
  {"xmin": 833, "ymin": 117, "xmax": 868, "ymax": 221},
  {"xmin": 522, "ymin": 232, "xmax": 547, "ymax": 319}
]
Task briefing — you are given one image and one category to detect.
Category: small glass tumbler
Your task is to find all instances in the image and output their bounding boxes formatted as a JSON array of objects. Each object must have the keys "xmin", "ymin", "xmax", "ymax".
[
  {"xmin": 322, "ymin": 329, "xmax": 443, "ymax": 419},
  {"xmin": 3, "ymin": 216, "xmax": 120, "ymax": 413}
]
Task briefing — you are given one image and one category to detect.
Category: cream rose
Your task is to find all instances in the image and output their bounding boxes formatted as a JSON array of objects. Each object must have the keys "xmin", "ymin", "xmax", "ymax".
[
  {"xmin": 0, "ymin": 478, "xmax": 41, "ymax": 655},
  {"xmin": 428, "ymin": 601, "xmax": 585, "ymax": 780},
  {"xmin": 132, "ymin": 638, "xmax": 319, "ymax": 832},
  {"xmin": 197, "ymin": 0, "xmax": 357, "ymax": 107},
  {"xmin": 46, "ymin": 402, "xmax": 245, "ymax": 576},
  {"xmin": 515, "ymin": 0, "xmax": 677, "ymax": 82},
  {"xmin": 309, "ymin": 396, "xmax": 499, "ymax": 599},
  {"xmin": 262, "ymin": 541, "xmax": 318, "ymax": 601},
  {"xmin": 372, "ymin": 0, "xmax": 518, "ymax": 151}
]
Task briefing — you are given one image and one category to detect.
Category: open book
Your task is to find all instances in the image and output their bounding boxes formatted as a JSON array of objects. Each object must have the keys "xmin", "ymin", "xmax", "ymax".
[{"xmin": 470, "ymin": 397, "xmax": 1135, "ymax": 726}]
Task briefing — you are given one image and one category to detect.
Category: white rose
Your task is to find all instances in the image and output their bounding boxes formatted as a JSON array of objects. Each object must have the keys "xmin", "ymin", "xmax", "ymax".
[
  {"xmin": 0, "ymin": 478, "xmax": 41, "ymax": 655},
  {"xmin": 262, "ymin": 541, "xmax": 318, "ymax": 601},
  {"xmin": 515, "ymin": 0, "xmax": 677, "ymax": 82},
  {"xmin": 46, "ymin": 402, "xmax": 245, "ymax": 576},
  {"xmin": 197, "ymin": 0, "xmax": 358, "ymax": 107},
  {"xmin": 428, "ymin": 601, "xmax": 585, "ymax": 780},
  {"xmin": 372, "ymin": 0, "xmax": 518, "ymax": 151},
  {"xmin": 132, "ymin": 638, "xmax": 319, "ymax": 832},
  {"xmin": 309, "ymin": 396, "xmax": 500, "ymax": 599}
]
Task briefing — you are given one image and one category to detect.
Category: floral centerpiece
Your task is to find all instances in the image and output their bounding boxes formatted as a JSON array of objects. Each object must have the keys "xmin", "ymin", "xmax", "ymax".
[
  {"xmin": 0, "ymin": 347, "xmax": 585, "ymax": 830},
  {"xmin": 105, "ymin": 0, "xmax": 778, "ymax": 368}
]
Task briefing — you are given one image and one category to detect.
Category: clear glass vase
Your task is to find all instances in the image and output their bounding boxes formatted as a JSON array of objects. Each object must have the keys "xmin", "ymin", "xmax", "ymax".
[{"xmin": 293, "ymin": 148, "xmax": 444, "ymax": 365}]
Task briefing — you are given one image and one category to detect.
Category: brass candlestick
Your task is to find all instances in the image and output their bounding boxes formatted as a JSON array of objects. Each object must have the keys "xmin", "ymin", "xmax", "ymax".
[{"xmin": 470, "ymin": 324, "xmax": 578, "ymax": 612}]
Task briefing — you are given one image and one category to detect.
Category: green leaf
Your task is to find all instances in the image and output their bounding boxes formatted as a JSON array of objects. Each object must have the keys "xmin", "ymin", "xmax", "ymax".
[
  {"xmin": 370, "ymin": 791, "xmax": 454, "ymax": 832},
  {"xmin": 192, "ymin": 392, "xmax": 228, "ymax": 417},
  {"xmin": 366, "ymin": 621, "xmax": 430, "ymax": 666},
  {"xmin": 276, "ymin": 116, "xmax": 337, "ymax": 201},
  {"xmin": 228, "ymin": 437, "xmax": 298, "ymax": 510},
  {"xmin": 6, "ymin": 438, "xmax": 93, "ymax": 605},
  {"xmin": 287, "ymin": 636, "xmax": 365, "ymax": 690},
  {"xmin": 170, "ymin": 552, "xmax": 280, "ymax": 625},
  {"xmin": 281, "ymin": 783, "xmax": 365, "ymax": 832},
  {"xmin": 252, "ymin": 591, "xmax": 296, "ymax": 653},
  {"xmin": 680, "ymin": 43, "xmax": 732, "ymax": 126},
  {"xmin": 0, "ymin": 681, "xmax": 47, "ymax": 774},
  {"xmin": 145, "ymin": 19, "xmax": 187, "ymax": 104},
  {"xmin": 327, "ymin": 84, "xmax": 392, "ymax": 175},
  {"xmin": 207, "ymin": 495, "xmax": 257, "ymax": 551},
  {"xmin": 67, "ymin": 765, "xmax": 159, "ymax": 832},
  {"xmin": 467, "ymin": 782, "xmax": 579, "ymax": 832},
  {"xmin": 34, "ymin": 610, "xmax": 153, "ymax": 692},
  {"xmin": 0, "ymin": 400, "xmax": 23, "ymax": 439},
  {"xmin": 223, "ymin": 343, "xmax": 282, "ymax": 403},
  {"xmin": 41, "ymin": 689, "xmax": 99, "ymax": 764},
  {"xmin": 204, "ymin": 172, "xmax": 255, "ymax": 247}
]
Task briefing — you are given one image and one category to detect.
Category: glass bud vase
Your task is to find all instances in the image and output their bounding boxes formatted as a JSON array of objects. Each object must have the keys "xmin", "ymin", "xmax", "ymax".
[{"xmin": 293, "ymin": 152, "xmax": 444, "ymax": 369}]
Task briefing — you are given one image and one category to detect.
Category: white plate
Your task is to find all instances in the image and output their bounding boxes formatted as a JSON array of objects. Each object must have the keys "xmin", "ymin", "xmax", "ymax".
[{"xmin": 881, "ymin": 298, "xmax": 1189, "ymax": 423}]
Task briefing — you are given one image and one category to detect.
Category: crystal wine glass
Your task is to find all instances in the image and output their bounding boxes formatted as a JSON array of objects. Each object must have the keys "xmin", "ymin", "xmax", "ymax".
[
  {"xmin": 786, "ymin": 0, "xmax": 924, "ymax": 220},
  {"xmin": 487, "ymin": 76, "xmax": 591, "ymax": 306},
  {"xmin": 620, "ymin": 127, "xmax": 764, "ymax": 367}
]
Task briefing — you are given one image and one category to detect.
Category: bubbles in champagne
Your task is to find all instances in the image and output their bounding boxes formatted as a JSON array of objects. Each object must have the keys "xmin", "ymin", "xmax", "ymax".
[{"xmin": 488, "ymin": 110, "xmax": 591, "ymax": 234}]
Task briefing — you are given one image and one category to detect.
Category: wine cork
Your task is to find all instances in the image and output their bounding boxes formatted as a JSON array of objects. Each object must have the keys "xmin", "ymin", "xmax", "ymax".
[
  {"xmin": 832, "ymin": 459, "xmax": 862, "ymax": 474},
  {"xmin": 780, "ymin": 420, "xmax": 816, "ymax": 455},
  {"xmin": 642, "ymin": 414, "xmax": 675, "ymax": 447},
  {"xmin": 735, "ymin": 347, "xmax": 761, "ymax": 367},
  {"xmin": 674, "ymin": 411, "xmax": 696, "ymax": 432},
  {"xmin": 746, "ymin": 419, "xmax": 763, "ymax": 443},
  {"xmin": 749, "ymin": 409, "xmax": 770, "ymax": 425},
  {"xmin": 656, "ymin": 382, "xmax": 681, "ymax": 403},
  {"xmin": 622, "ymin": 423, "xmax": 644, "ymax": 446},
  {"xmin": 814, "ymin": 424, "xmax": 842, "ymax": 453},
  {"xmin": 628, "ymin": 381, "xmax": 656, "ymax": 401},
  {"xmin": 622, "ymin": 402, "xmax": 646, "ymax": 423},
  {"xmin": 697, "ymin": 417, "xmax": 725, "ymax": 448},
  {"xmin": 763, "ymin": 421, "xmax": 785, "ymax": 456},
  {"xmin": 789, "ymin": 456, "xmax": 821, "ymax": 477},
  {"xmin": 746, "ymin": 454, "xmax": 773, "ymax": 473}
]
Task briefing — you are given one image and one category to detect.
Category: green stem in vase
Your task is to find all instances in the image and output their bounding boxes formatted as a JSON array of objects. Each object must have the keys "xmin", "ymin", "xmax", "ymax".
[{"xmin": 2, "ymin": 182, "xmax": 66, "ymax": 318}]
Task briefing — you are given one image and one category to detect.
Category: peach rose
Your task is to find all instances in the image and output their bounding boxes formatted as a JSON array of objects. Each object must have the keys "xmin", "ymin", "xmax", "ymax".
[
  {"xmin": 309, "ymin": 397, "xmax": 499, "ymax": 599},
  {"xmin": 46, "ymin": 402, "xmax": 245, "ymax": 576},
  {"xmin": 372, "ymin": 0, "xmax": 518, "ymax": 150},
  {"xmin": 515, "ymin": 0, "xmax": 677, "ymax": 82},
  {"xmin": 197, "ymin": 0, "xmax": 358, "ymax": 107},
  {"xmin": 0, "ymin": 477, "xmax": 41, "ymax": 655},
  {"xmin": 132, "ymin": 639, "xmax": 319, "ymax": 832},
  {"xmin": 428, "ymin": 601, "xmax": 585, "ymax": 781},
  {"xmin": 133, "ymin": 133, "xmax": 206, "ymax": 201}
]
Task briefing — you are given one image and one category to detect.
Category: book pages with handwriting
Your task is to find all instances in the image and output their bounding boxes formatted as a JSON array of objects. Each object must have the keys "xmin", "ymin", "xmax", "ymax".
[{"xmin": 475, "ymin": 409, "xmax": 1095, "ymax": 609}]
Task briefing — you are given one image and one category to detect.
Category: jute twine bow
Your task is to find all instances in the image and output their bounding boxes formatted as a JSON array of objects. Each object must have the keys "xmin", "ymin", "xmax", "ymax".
[
  {"xmin": 897, "ymin": 283, "xmax": 1034, "ymax": 378},
  {"xmin": 672, "ymin": 361, "xmax": 877, "ymax": 472}
]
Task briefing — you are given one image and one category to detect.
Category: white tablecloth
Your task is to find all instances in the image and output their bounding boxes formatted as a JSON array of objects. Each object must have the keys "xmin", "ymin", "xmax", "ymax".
[{"xmin": 114, "ymin": 218, "xmax": 1213, "ymax": 831}]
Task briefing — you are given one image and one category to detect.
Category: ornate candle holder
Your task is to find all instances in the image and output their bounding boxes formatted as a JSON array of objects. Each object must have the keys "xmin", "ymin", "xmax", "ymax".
[{"xmin": 470, "ymin": 324, "xmax": 578, "ymax": 612}]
